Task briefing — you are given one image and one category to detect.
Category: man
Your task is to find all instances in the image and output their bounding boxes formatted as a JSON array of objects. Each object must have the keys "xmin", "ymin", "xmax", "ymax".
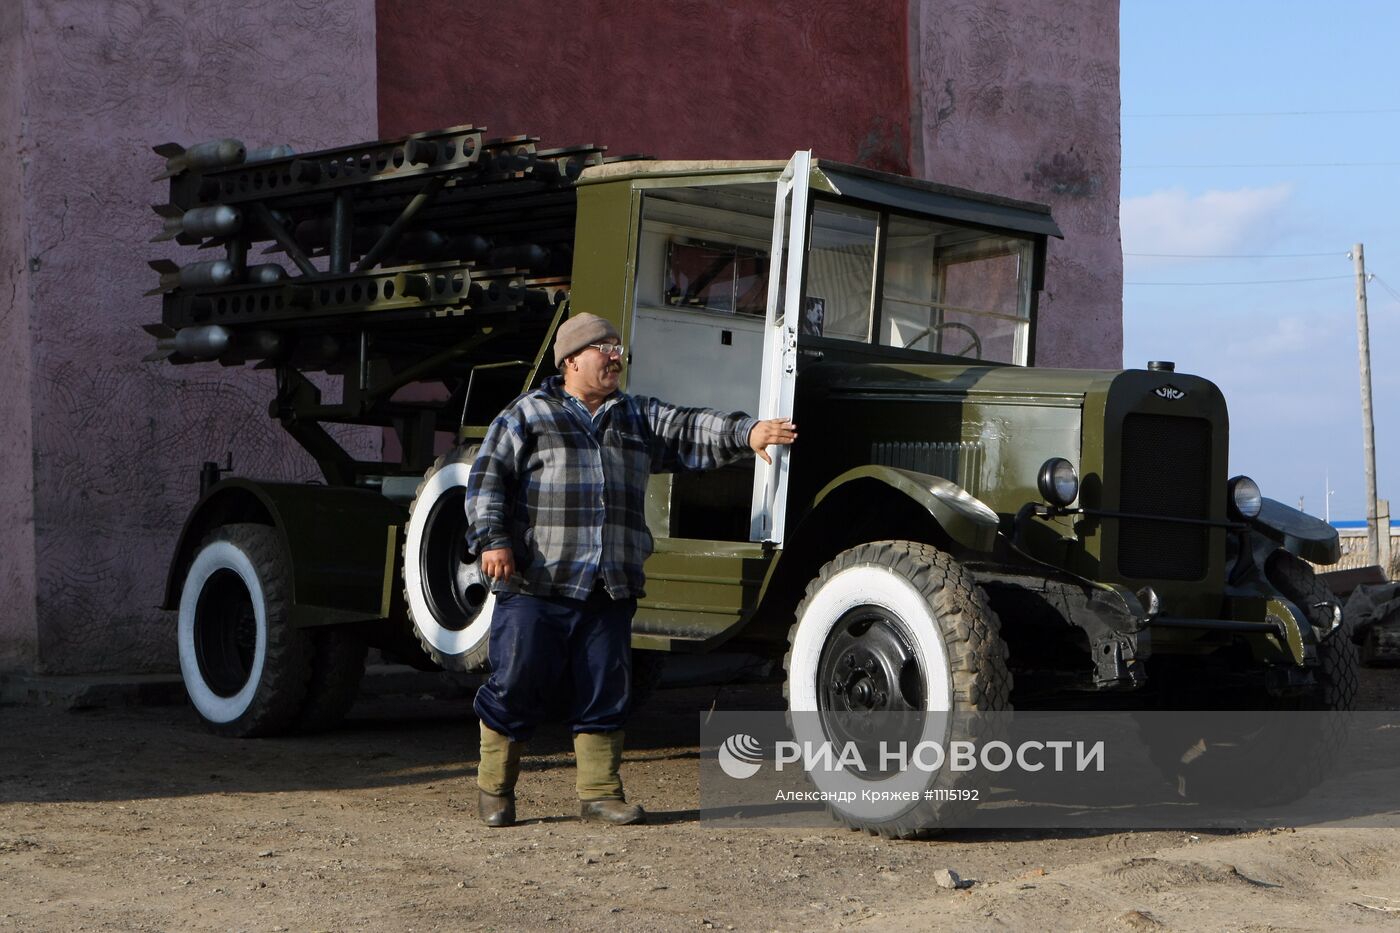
[{"xmin": 466, "ymin": 311, "xmax": 796, "ymax": 827}]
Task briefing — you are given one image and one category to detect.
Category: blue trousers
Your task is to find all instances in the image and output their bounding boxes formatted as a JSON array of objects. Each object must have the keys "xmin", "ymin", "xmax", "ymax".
[{"xmin": 472, "ymin": 589, "xmax": 637, "ymax": 742}]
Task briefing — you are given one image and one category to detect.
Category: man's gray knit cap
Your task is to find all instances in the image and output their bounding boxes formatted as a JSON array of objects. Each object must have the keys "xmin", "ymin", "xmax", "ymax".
[{"xmin": 553, "ymin": 312, "xmax": 621, "ymax": 367}]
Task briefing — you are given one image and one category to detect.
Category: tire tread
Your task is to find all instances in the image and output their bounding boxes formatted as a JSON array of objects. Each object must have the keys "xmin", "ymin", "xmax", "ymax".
[
  {"xmin": 404, "ymin": 445, "xmax": 491, "ymax": 672},
  {"xmin": 197, "ymin": 523, "xmax": 312, "ymax": 738},
  {"xmin": 296, "ymin": 625, "xmax": 368, "ymax": 733},
  {"xmin": 784, "ymin": 540, "xmax": 1011, "ymax": 839}
]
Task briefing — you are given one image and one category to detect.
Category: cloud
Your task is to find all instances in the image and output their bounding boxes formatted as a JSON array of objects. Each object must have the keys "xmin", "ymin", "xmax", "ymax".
[
  {"xmin": 1122, "ymin": 184, "xmax": 1295, "ymax": 260},
  {"xmin": 1253, "ymin": 311, "xmax": 1341, "ymax": 357}
]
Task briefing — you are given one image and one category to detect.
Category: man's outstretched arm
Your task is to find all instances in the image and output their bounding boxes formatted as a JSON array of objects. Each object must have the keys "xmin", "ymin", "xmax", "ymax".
[{"xmin": 641, "ymin": 398, "xmax": 795, "ymax": 471}]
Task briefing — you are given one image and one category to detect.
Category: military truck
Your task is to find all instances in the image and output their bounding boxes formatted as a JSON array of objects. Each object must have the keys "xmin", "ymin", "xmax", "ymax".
[{"xmin": 149, "ymin": 125, "xmax": 1356, "ymax": 835}]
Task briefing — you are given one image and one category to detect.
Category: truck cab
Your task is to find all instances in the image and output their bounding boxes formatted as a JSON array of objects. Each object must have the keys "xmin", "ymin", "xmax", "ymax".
[{"xmin": 564, "ymin": 156, "xmax": 1054, "ymax": 648}]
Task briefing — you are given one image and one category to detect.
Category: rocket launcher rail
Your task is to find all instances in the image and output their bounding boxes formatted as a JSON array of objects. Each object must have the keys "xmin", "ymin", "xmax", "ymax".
[{"xmin": 145, "ymin": 122, "xmax": 646, "ymax": 480}]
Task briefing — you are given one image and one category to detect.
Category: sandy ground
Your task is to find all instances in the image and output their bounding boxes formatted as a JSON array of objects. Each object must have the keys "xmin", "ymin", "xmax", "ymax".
[{"xmin": 2, "ymin": 670, "xmax": 1400, "ymax": 932}]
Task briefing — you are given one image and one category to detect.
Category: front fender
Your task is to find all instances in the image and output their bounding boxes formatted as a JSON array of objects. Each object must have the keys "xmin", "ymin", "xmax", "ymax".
[
  {"xmin": 163, "ymin": 478, "xmax": 408, "ymax": 627},
  {"xmin": 1252, "ymin": 497, "xmax": 1341, "ymax": 565},
  {"xmin": 808, "ymin": 466, "xmax": 1000, "ymax": 553}
]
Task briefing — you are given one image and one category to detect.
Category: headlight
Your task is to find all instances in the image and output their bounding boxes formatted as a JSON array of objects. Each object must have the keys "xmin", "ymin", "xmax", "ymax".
[
  {"xmin": 1037, "ymin": 458, "xmax": 1079, "ymax": 507},
  {"xmin": 1228, "ymin": 475, "xmax": 1262, "ymax": 520}
]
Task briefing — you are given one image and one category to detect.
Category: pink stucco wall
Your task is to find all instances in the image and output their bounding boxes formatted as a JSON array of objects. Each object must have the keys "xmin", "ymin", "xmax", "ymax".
[
  {"xmin": 912, "ymin": 0, "xmax": 1122, "ymax": 367},
  {"xmin": 0, "ymin": 1, "xmax": 39, "ymax": 670},
  {"xmin": 1, "ymin": 1, "xmax": 1120, "ymax": 676},
  {"xmin": 5, "ymin": 0, "xmax": 379, "ymax": 674},
  {"xmin": 377, "ymin": 0, "xmax": 912, "ymax": 171}
]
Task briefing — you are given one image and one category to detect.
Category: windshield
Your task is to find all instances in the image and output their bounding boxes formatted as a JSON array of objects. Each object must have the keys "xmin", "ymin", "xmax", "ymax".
[
  {"xmin": 803, "ymin": 199, "xmax": 1035, "ymax": 365},
  {"xmin": 631, "ymin": 184, "xmax": 1040, "ymax": 368}
]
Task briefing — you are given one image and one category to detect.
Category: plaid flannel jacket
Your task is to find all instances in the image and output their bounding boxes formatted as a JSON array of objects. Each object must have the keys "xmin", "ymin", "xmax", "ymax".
[{"xmin": 466, "ymin": 376, "xmax": 759, "ymax": 600}]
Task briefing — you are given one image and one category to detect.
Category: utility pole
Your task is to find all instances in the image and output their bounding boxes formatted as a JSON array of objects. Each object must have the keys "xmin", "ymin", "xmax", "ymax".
[{"xmin": 1352, "ymin": 243, "xmax": 1382, "ymax": 567}]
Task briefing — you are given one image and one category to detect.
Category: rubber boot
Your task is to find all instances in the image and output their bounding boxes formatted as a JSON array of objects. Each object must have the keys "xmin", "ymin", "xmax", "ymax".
[
  {"xmin": 477, "ymin": 722, "xmax": 523, "ymax": 827},
  {"xmin": 575, "ymin": 730, "xmax": 645, "ymax": 825}
]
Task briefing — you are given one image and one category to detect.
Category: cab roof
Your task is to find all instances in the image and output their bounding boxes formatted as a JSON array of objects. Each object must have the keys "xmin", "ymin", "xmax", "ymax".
[{"xmin": 579, "ymin": 156, "xmax": 1062, "ymax": 239}]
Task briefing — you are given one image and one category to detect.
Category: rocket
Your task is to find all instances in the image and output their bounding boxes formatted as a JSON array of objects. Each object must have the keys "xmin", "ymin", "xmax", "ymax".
[
  {"xmin": 151, "ymin": 139, "xmax": 247, "ymax": 180},
  {"xmin": 146, "ymin": 259, "xmax": 287, "ymax": 294},
  {"xmin": 151, "ymin": 204, "xmax": 243, "ymax": 244},
  {"xmin": 141, "ymin": 324, "xmax": 286, "ymax": 364},
  {"xmin": 247, "ymin": 263, "xmax": 287, "ymax": 284},
  {"xmin": 141, "ymin": 323, "xmax": 231, "ymax": 361},
  {"xmin": 245, "ymin": 144, "xmax": 295, "ymax": 164},
  {"xmin": 146, "ymin": 258, "xmax": 237, "ymax": 295}
]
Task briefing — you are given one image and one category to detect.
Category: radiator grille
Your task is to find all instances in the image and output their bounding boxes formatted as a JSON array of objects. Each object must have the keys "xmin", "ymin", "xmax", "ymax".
[
  {"xmin": 871, "ymin": 441, "xmax": 982, "ymax": 493},
  {"xmin": 1117, "ymin": 414, "xmax": 1212, "ymax": 580}
]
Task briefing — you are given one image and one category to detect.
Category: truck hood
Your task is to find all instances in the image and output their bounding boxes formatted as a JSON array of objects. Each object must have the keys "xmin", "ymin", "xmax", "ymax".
[{"xmin": 799, "ymin": 362, "xmax": 1124, "ymax": 407}]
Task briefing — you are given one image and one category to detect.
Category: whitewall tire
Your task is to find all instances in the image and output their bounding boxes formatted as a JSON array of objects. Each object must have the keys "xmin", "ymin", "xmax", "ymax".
[
  {"xmin": 784, "ymin": 540, "xmax": 1011, "ymax": 838},
  {"xmin": 177, "ymin": 524, "xmax": 311, "ymax": 736},
  {"xmin": 403, "ymin": 446, "xmax": 495, "ymax": 672}
]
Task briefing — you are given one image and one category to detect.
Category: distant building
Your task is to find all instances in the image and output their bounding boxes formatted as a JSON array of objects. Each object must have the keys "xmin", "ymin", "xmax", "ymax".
[{"xmin": 1330, "ymin": 521, "xmax": 1400, "ymax": 576}]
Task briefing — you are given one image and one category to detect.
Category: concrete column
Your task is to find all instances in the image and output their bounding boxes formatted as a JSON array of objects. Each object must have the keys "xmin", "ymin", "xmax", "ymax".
[
  {"xmin": 0, "ymin": 0, "xmax": 39, "ymax": 671},
  {"xmin": 12, "ymin": 0, "xmax": 379, "ymax": 673},
  {"xmin": 910, "ymin": 0, "xmax": 1122, "ymax": 369}
]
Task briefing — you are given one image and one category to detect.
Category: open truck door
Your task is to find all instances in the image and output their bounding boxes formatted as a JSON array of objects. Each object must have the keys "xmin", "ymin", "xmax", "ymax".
[{"xmin": 750, "ymin": 150, "xmax": 811, "ymax": 545}]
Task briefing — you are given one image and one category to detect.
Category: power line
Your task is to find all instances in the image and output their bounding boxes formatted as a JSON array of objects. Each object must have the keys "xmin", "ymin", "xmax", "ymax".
[
  {"xmin": 1125, "ymin": 251, "xmax": 1342, "ymax": 259},
  {"xmin": 1371, "ymin": 275, "xmax": 1400, "ymax": 306},
  {"xmin": 1124, "ymin": 108, "xmax": 1400, "ymax": 118},
  {"xmin": 1125, "ymin": 275, "xmax": 1353, "ymax": 286}
]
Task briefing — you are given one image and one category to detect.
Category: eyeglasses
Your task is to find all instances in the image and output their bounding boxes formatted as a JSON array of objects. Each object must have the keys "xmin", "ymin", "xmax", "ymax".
[{"xmin": 588, "ymin": 343, "xmax": 626, "ymax": 358}]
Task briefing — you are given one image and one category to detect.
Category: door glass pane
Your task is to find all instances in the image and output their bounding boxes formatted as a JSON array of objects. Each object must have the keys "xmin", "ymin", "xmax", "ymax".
[
  {"xmin": 880, "ymin": 215, "xmax": 1033, "ymax": 365},
  {"xmin": 803, "ymin": 203, "xmax": 878, "ymax": 341},
  {"xmin": 774, "ymin": 191, "xmax": 793, "ymax": 326},
  {"xmin": 664, "ymin": 240, "xmax": 768, "ymax": 316}
]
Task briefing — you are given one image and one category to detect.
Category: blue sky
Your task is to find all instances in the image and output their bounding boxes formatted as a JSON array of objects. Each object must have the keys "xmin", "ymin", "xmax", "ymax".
[{"xmin": 1120, "ymin": 1, "xmax": 1400, "ymax": 522}]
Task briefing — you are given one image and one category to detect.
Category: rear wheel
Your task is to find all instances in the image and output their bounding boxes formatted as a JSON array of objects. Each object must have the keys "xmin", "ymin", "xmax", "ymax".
[
  {"xmin": 177, "ymin": 524, "xmax": 311, "ymax": 737},
  {"xmin": 296, "ymin": 625, "xmax": 368, "ymax": 733},
  {"xmin": 785, "ymin": 541, "xmax": 1012, "ymax": 838},
  {"xmin": 404, "ymin": 446, "xmax": 495, "ymax": 672},
  {"xmin": 404, "ymin": 446, "xmax": 674, "ymax": 696}
]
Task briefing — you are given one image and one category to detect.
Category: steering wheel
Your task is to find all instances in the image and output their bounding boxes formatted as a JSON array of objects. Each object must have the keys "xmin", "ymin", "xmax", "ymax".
[{"xmin": 901, "ymin": 321, "xmax": 983, "ymax": 359}]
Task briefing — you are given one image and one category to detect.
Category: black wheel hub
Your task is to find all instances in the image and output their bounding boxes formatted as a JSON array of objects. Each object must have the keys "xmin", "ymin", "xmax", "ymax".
[
  {"xmin": 815, "ymin": 607, "xmax": 927, "ymax": 774},
  {"xmin": 193, "ymin": 568, "xmax": 257, "ymax": 698},
  {"xmin": 420, "ymin": 487, "xmax": 488, "ymax": 631},
  {"xmin": 819, "ymin": 608, "xmax": 925, "ymax": 714}
]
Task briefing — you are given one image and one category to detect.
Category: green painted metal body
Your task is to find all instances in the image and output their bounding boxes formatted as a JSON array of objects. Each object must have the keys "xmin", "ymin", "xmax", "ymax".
[
  {"xmin": 810, "ymin": 465, "xmax": 1001, "ymax": 552},
  {"xmin": 633, "ymin": 359, "xmax": 1269, "ymax": 654},
  {"xmin": 162, "ymin": 478, "xmax": 406, "ymax": 628}
]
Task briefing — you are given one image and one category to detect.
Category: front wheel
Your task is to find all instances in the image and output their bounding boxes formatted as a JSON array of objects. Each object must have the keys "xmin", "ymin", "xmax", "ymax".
[
  {"xmin": 785, "ymin": 541, "xmax": 1012, "ymax": 838},
  {"xmin": 177, "ymin": 524, "xmax": 311, "ymax": 737},
  {"xmin": 1143, "ymin": 551, "xmax": 1358, "ymax": 806},
  {"xmin": 1267, "ymin": 550, "xmax": 1357, "ymax": 712}
]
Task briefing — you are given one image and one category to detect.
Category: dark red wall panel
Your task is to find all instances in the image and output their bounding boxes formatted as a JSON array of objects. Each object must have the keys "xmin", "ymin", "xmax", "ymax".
[{"xmin": 377, "ymin": 1, "xmax": 910, "ymax": 171}]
